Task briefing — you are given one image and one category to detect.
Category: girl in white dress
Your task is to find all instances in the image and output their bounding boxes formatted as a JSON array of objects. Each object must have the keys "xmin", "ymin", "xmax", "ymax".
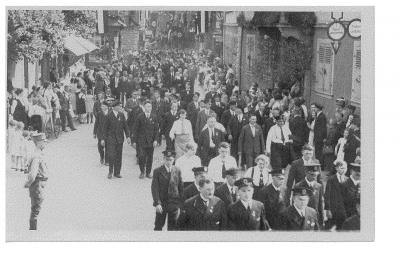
[{"xmin": 11, "ymin": 121, "xmax": 25, "ymax": 171}]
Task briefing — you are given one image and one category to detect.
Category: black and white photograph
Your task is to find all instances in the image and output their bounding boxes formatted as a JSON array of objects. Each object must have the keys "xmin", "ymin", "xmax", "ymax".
[{"xmin": 5, "ymin": 6, "xmax": 374, "ymax": 242}]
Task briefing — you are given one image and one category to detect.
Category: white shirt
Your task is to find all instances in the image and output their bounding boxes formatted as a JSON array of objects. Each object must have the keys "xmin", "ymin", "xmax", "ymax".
[
  {"xmin": 208, "ymin": 155, "xmax": 237, "ymax": 182},
  {"xmin": 272, "ymin": 183, "xmax": 281, "ymax": 192},
  {"xmin": 199, "ymin": 194, "xmax": 209, "ymax": 206},
  {"xmin": 244, "ymin": 166, "xmax": 272, "ymax": 187},
  {"xmin": 294, "ymin": 205, "xmax": 305, "ymax": 217},
  {"xmin": 337, "ymin": 173, "xmax": 346, "ymax": 183},
  {"xmin": 202, "ymin": 122, "xmax": 226, "ymax": 133},
  {"xmin": 240, "ymin": 199, "xmax": 253, "ymax": 210},
  {"xmin": 250, "ymin": 124, "xmax": 256, "ymax": 137},
  {"xmin": 266, "ymin": 124, "xmax": 292, "ymax": 154},
  {"xmin": 226, "ymin": 183, "xmax": 235, "ymax": 195},
  {"xmin": 350, "ymin": 176, "xmax": 360, "ymax": 186},
  {"xmin": 169, "ymin": 119, "xmax": 193, "ymax": 140},
  {"xmin": 305, "ymin": 177, "xmax": 315, "ymax": 187},
  {"xmin": 175, "ymin": 154, "xmax": 202, "ymax": 182}
]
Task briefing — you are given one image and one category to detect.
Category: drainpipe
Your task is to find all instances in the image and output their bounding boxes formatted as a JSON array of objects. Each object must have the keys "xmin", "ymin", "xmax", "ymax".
[{"xmin": 238, "ymin": 25, "xmax": 243, "ymax": 88}]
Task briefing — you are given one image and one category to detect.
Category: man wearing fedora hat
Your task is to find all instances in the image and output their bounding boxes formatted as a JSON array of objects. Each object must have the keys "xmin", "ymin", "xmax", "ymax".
[
  {"xmin": 24, "ymin": 133, "xmax": 49, "ymax": 230},
  {"xmin": 279, "ymin": 185, "xmax": 319, "ymax": 231}
]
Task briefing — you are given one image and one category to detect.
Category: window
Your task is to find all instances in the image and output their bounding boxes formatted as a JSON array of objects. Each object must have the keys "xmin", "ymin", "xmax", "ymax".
[
  {"xmin": 351, "ymin": 41, "xmax": 361, "ymax": 103},
  {"xmin": 314, "ymin": 39, "xmax": 334, "ymax": 95}
]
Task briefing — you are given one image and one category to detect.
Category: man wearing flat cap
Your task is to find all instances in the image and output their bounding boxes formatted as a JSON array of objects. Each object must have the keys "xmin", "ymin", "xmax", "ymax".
[
  {"xmin": 103, "ymin": 100, "xmax": 130, "ymax": 179},
  {"xmin": 151, "ymin": 150, "xmax": 184, "ymax": 231},
  {"xmin": 279, "ymin": 185, "xmax": 319, "ymax": 231},
  {"xmin": 178, "ymin": 177, "xmax": 227, "ymax": 230},
  {"xmin": 227, "ymin": 178, "xmax": 271, "ymax": 231},
  {"xmin": 257, "ymin": 169, "xmax": 287, "ymax": 230},
  {"xmin": 294, "ymin": 163, "xmax": 324, "ymax": 226},
  {"xmin": 214, "ymin": 168, "xmax": 239, "ymax": 209},
  {"xmin": 183, "ymin": 166, "xmax": 208, "ymax": 201},
  {"xmin": 310, "ymin": 102, "xmax": 327, "ymax": 165},
  {"xmin": 24, "ymin": 133, "xmax": 49, "ymax": 230}
]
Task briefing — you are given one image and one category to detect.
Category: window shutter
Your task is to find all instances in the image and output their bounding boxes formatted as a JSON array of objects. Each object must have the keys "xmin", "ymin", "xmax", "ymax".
[
  {"xmin": 351, "ymin": 41, "xmax": 361, "ymax": 103},
  {"xmin": 315, "ymin": 39, "xmax": 334, "ymax": 95}
]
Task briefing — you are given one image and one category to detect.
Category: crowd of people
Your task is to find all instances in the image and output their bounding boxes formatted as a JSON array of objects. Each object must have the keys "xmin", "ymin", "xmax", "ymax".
[{"xmin": 7, "ymin": 47, "xmax": 361, "ymax": 232}]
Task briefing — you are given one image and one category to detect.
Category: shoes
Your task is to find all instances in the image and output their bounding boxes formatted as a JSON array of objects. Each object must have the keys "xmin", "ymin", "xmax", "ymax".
[
  {"xmin": 29, "ymin": 219, "xmax": 37, "ymax": 230},
  {"xmin": 146, "ymin": 173, "xmax": 153, "ymax": 179},
  {"xmin": 70, "ymin": 127, "xmax": 77, "ymax": 131},
  {"xmin": 114, "ymin": 175, "xmax": 122, "ymax": 178},
  {"xmin": 139, "ymin": 173, "xmax": 145, "ymax": 179},
  {"xmin": 107, "ymin": 173, "xmax": 112, "ymax": 179}
]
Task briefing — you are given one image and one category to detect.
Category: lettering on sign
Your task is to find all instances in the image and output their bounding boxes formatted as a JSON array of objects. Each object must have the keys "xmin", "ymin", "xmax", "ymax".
[
  {"xmin": 327, "ymin": 21, "xmax": 346, "ymax": 41},
  {"xmin": 348, "ymin": 19, "xmax": 361, "ymax": 39}
]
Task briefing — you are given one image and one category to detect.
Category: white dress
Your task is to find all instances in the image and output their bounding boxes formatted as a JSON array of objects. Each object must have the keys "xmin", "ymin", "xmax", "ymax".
[
  {"xmin": 335, "ymin": 137, "xmax": 347, "ymax": 162},
  {"xmin": 308, "ymin": 120, "xmax": 315, "ymax": 147}
]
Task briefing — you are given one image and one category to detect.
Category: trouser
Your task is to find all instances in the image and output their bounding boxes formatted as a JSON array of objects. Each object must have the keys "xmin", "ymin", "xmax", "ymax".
[
  {"xmin": 138, "ymin": 145, "xmax": 154, "ymax": 175},
  {"xmin": 60, "ymin": 109, "xmax": 75, "ymax": 130},
  {"xmin": 97, "ymin": 138, "xmax": 108, "ymax": 164},
  {"xmin": 165, "ymin": 135, "xmax": 175, "ymax": 151},
  {"xmin": 325, "ymin": 212, "xmax": 346, "ymax": 230},
  {"xmin": 30, "ymin": 115, "xmax": 42, "ymax": 132},
  {"xmin": 314, "ymin": 142, "xmax": 324, "ymax": 167},
  {"xmin": 29, "ymin": 180, "xmax": 45, "ymax": 230},
  {"xmin": 244, "ymin": 152, "xmax": 260, "ymax": 169},
  {"xmin": 270, "ymin": 142, "xmax": 290, "ymax": 169},
  {"xmin": 108, "ymin": 142, "xmax": 123, "ymax": 176},
  {"xmin": 154, "ymin": 204, "xmax": 180, "ymax": 231}
]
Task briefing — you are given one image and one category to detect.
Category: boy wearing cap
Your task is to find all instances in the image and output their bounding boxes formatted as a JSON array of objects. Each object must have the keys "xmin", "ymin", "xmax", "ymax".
[
  {"xmin": 24, "ymin": 133, "xmax": 49, "ymax": 230},
  {"xmin": 295, "ymin": 163, "xmax": 324, "ymax": 226},
  {"xmin": 183, "ymin": 167, "xmax": 208, "ymax": 200},
  {"xmin": 214, "ymin": 168, "xmax": 239, "ymax": 208},
  {"xmin": 151, "ymin": 150, "xmax": 184, "ymax": 231},
  {"xmin": 103, "ymin": 100, "xmax": 130, "ymax": 179},
  {"xmin": 279, "ymin": 185, "xmax": 319, "ymax": 231},
  {"xmin": 178, "ymin": 177, "xmax": 227, "ymax": 231},
  {"xmin": 257, "ymin": 169, "xmax": 287, "ymax": 230},
  {"xmin": 227, "ymin": 178, "xmax": 271, "ymax": 231}
]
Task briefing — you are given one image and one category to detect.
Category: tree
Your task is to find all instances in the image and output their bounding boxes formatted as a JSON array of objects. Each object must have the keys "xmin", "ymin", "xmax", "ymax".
[{"xmin": 62, "ymin": 10, "xmax": 97, "ymax": 38}]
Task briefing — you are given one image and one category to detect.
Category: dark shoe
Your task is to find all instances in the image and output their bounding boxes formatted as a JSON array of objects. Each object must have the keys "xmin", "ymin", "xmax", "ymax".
[
  {"xmin": 139, "ymin": 173, "xmax": 145, "ymax": 179},
  {"xmin": 100, "ymin": 159, "xmax": 104, "ymax": 165},
  {"xmin": 114, "ymin": 175, "xmax": 122, "ymax": 178},
  {"xmin": 107, "ymin": 173, "xmax": 112, "ymax": 179},
  {"xmin": 29, "ymin": 219, "xmax": 37, "ymax": 230},
  {"xmin": 70, "ymin": 128, "xmax": 77, "ymax": 131},
  {"xmin": 146, "ymin": 173, "xmax": 153, "ymax": 179}
]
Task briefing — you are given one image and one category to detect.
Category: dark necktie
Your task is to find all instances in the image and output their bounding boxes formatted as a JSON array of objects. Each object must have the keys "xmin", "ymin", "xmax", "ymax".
[
  {"xmin": 246, "ymin": 205, "xmax": 251, "ymax": 216},
  {"xmin": 280, "ymin": 126, "xmax": 285, "ymax": 143},
  {"xmin": 231, "ymin": 187, "xmax": 236, "ymax": 202},
  {"xmin": 222, "ymin": 160, "xmax": 226, "ymax": 179}
]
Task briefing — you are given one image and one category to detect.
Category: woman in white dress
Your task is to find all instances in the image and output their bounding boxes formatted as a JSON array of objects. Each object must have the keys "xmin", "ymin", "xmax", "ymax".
[
  {"xmin": 307, "ymin": 110, "xmax": 316, "ymax": 147},
  {"xmin": 169, "ymin": 109, "xmax": 194, "ymax": 159},
  {"xmin": 335, "ymin": 128, "xmax": 350, "ymax": 162}
]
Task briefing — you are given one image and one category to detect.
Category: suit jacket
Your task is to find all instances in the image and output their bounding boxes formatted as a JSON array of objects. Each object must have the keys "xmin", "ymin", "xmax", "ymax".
[
  {"xmin": 238, "ymin": 124, "xmax": 265, "ymax": 155},
  {"xmin": 227, "ymin": 115, "xmax": 248, "ymax": 139},
  {"xmin": 211, "ymin": 103, "xmax": 224, "ymax": 122},
  {"xmin": 289, "ymin": 116, "xmax": 309, "ymax": 147},
  {"xmin": 178, "ymin": 194, "xmax": 227, "ymax": 231},
  {"xmin": 93, "ymin": 111, "xmax": 109, "ymax": 140},
  {"xmin": 162, "ymin": 111, "xmax": 180, "ymax": 136},
  {"xmin": 262, "ymin": 117, "xmax": 276, "ymax": 141},
  {"xmin": 342, "ymin": 178, "xmax": 360, "ymax": 217},
  {"xmin": 180, "ymin": 90, "xmax": 193, "ymax": 110},
  {"xmin": 151, "ymin": 165, "xmax": 184, "ymax": 207},
  {"xmin": 220, "ymin": 110, "xmax": 235, "ymax": 129},
  {"xmin": 132, "ymin": 112, "xmax": 159, "ymax": 148},
  {"xmin": 93, "ymin": 100, "xmax": 102, "ymax": 118},
  {"xmin": 194, "ymin": 109, "xmax": 215, "ymax": 140},
  {"xmin": 257, "ymin": 184, "xmax": 287, "ymax": 230},
  {"xmin": 152, "ymin": 99, "xmax": 170, "ymax": 120},
  {"xmin": 279, "ymin": 206, "xmax": 319, "ymax": 231},
  {"xmin": 109, "ymin": 76, "xmax": 121, "ymax": 96},
  {"xmin": 227, "ymin": 200, "xmax": 271, "ymax": 231},
  {"xmin": 324, "ymin": 175, "xmax": 347, "ymax": 217},
  {"xmin": 183, "ymin": 183, "xmax": 199, "ymax": 201},
  {"xmin": 295, "ymin": 179, "xmax": 324, "ymax": 225},
  {"xmin": 214, "ymin": 183, "xmax": 236, "ymax": 208},
  {"xmin": 255, "ymin": 110, "xmax": 269, "ymax": 129},
  {"xmin": 186, "ymin": 101, "xmax": 200, "ymax": 131},
  {"xmin": 197, "ymin": 128, "xmax": 224, "ymax": 165},
  {"xmin": 313, "ymin": 112, "xmax": 327, "ymax": 145},
  {"xmin": 57, "ymin": 91, "xmax": 70, "ymax": 111},
  {"xmin": 103, "ymin": 111, "xmax": 129, "ymax": 144}
]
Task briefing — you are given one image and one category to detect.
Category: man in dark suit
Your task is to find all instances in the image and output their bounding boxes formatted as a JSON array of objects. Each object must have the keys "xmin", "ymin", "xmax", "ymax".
[
  {"xmin": 109, "ymin": 71, "xmax": 121, "ymax": 99},
  {"xmin": 151, "ymin": 151, "xmax": 184, "ymax": 231},
  {"xmin": 220, "ymin": 101, "xmax": 237, "ymax": 130},
  {"xmin": 342, "ymin": 195, "xmax": 360, "ymax": 231},
  {"xmin": 238, "ymin": 114, "xmax": 265, "ymax": 168},
  {"xmin": 343, "ymin": 161, "xmax": 361, "ymax": 218},
  {"xmin": 58, "ymin": 85, "xmax": 76, "ymax": 132},
  {"xmin": 180, "ymin": 81, "xmax": 193, "ymax": 110},
  {"xmin": 289, "ymin": 108, "xmax": 309, "ymax": 159},
  {"xmin": 93, "ymin": 101, "xmax": 109, "ymax": 165},
  {"xmin": 227, "ymin": 178, "xmax": 271, "ymax": 231},
  {"xmin": 324, "ymin": 160, "xmax": 348, "ymax": 230},
  {"xmin": 102, "ymin": 101, "xmax": 130, "ymax": 179},
  {"xmin": 186, "ymin": 92, "xmax": 201, "ymax": 134},
  {"xmin": 214, "ymin": 168, "xmax": 239, "ymax": 209},
  {"xmin": 161, "ymin": 102, "xmax": 180, "ymax": 151},
  {"xmin": 227, "ymin": 107, "xmax": 248, "ymax": 162},
  {"xmin": 183, "ymin": 167, "xmax": 207, "ymax": 201},
  {"xmin": 279, "ymin": 186, "xmax": 320, "ymax": 231},
  {"xmin": 286, "ymin": 144, "xmax": 320, "ymax": 203},
  {"xmin": 210, "ymin": 95, "xmax": 224, "ymax": 122},
  {"xmin": 132, "ymin": 100, "xmax": 160, "ymax": 179},
  {"xmin": 194, "ymin": 98, "xmax": 215, "ymax": 141},
  {"xmin": 197, "ymin": 115, "xmax": 224, "ymax": 166},
  {"xmin": 256, "ymin": 169, "xmax": 287, "ymax": 230},
  {"xmin": 295, "ymin": 163, "xmax": 324, "ymax": 226},
  {"xmin": 311, "ymin": 103, "xmax": 327, "ymax": 165},
  {"xmin": 255, "ymin": 102, "xmax": 269, "ymax": 128},
  {"xmin": 178, "ymin": 177, "xmax": 227, "ymax": 231}
]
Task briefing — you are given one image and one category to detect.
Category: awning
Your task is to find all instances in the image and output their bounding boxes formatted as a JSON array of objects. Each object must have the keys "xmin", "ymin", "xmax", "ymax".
[{"xmin": 63, "ymin": 35, "xmax": 99, "ymax": 57}]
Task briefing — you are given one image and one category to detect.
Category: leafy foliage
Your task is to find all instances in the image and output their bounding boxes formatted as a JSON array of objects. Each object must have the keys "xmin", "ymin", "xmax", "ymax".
[{"xmin": 8, "ymin": 10, "xmax": 97, "ymax": 63}]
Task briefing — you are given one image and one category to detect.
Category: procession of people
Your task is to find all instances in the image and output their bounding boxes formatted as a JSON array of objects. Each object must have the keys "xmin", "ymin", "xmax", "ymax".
[{"xmin": 7, "ymin": 47, "xmax": 361, "ymax": 232}]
